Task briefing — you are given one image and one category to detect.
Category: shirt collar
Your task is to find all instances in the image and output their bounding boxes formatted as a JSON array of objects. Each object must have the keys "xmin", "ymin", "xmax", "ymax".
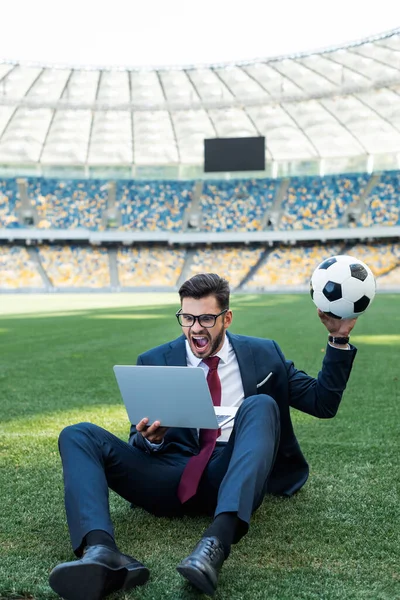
[{"xmin": 185, "ymin": 333, "xmax": 230, "ymax": 367}]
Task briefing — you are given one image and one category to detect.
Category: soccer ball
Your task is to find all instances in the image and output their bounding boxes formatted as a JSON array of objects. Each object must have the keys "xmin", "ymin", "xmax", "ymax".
[{"xmin": 310, "ymin": 255, "xmax": 376, "ymax": 319}]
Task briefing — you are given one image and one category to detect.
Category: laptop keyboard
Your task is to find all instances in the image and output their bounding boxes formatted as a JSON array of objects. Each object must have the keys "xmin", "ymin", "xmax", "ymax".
[{"xmin": 216, "ymin": 414, "xmax": 233, "ymax": 425}]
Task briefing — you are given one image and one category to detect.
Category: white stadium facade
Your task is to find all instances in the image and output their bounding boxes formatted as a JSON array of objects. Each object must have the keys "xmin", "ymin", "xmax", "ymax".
[{"xmin": 0, "ymin": 28, "xmax": 399, "ymax": 292}]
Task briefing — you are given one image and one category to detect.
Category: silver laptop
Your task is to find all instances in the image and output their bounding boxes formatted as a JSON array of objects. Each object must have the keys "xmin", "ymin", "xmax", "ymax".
[{"xmin": 113, "ymin": 365, "xmax": 237, "ymax": 429}]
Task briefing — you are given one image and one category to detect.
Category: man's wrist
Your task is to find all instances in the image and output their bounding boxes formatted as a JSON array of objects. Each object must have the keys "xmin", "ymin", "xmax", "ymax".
[
  {"xmin": 328, "ymin": 335, "xmax": 350, "ymax": 345},
  {"xmin": 328, "ymin": 335, "xmax": 350, "ymax": 349},
  {"xmin": 329, "ymin": 342, "xmax": 350, "ymax": 349}
]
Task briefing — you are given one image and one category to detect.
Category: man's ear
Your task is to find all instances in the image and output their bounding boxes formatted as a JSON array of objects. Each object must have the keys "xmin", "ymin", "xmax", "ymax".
[{"xmin": 224, "ymin": 310, "xmax": 233, "ymax": 328}]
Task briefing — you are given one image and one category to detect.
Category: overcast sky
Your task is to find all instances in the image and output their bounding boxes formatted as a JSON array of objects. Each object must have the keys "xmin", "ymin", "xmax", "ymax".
[{"xmin": 1, "ymin": 0, "xmax": 399, "ymax": 68}]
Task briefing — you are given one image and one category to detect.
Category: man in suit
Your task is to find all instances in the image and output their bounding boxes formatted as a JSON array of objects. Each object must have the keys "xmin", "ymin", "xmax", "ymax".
[{"xmin": 49, "ymin": 273, "xmax": 357, "ymax": 600}]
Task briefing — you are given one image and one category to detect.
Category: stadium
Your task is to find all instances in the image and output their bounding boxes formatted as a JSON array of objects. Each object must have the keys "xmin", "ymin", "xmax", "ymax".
[
  {"xmin": 0, "ymin": 13, "xmax": 398, "ymax": 600},
  {"xmin": 0, "ymin": 28, "xmax": 400, "ymax": 292}
]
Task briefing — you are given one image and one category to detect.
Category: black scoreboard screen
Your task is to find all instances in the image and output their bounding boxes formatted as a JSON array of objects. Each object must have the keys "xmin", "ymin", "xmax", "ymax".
[{"xmin": 204, "ymin": 136, "xmax": 265, "ymax": 172}]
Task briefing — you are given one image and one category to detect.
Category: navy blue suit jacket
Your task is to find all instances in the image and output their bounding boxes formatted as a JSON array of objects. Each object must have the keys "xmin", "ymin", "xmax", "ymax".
[{"xmin": 129, "ymin": 332, "xmax": 357, "ymax": 496}]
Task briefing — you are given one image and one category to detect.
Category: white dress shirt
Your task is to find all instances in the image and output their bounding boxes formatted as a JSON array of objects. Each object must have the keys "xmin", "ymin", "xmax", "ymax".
[{"xmin": 185, "ymin": 335, "xmax": 245, "ymax": 442}]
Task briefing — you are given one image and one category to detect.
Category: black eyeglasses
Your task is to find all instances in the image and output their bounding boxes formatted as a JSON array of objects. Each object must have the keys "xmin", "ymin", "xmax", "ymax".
[{"xmin": 176, "ymin": 309, "xmax": 228, "ymax": 328}]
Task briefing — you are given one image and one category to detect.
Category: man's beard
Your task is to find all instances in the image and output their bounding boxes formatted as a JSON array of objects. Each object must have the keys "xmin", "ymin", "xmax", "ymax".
[{"xmin": 190, "ymin": 326, "xmax": 225, "ymax": 358}]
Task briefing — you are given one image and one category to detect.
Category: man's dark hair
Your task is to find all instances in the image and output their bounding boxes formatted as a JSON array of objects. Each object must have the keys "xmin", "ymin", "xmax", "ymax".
[{"xmin": 179, "ymin": 273, "xmax": 230, "ymax": 310}]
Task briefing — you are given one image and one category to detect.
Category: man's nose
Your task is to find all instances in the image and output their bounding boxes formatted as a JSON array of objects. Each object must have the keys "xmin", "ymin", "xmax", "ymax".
[{"xmin": 191, "ymin": 318, "xmax": 203, "ymax": 333}]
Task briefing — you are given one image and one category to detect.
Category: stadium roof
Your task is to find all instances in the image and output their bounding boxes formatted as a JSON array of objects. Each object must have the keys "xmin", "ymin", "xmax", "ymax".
[{"xmin": 0, "ymin": 29, "xmax": 400, "ymax": 167}]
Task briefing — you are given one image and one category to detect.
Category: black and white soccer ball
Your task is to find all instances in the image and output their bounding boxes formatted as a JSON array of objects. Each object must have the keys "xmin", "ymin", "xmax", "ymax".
[{"xmin": 310, "ymin": 255, "xmax": 376, "ymax": 319}]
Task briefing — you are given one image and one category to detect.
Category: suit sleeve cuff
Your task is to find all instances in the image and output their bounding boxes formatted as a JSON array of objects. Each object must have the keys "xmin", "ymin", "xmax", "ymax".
[
  {"xmin": 143, "ymin": 438, "xmax": 164, "ymax": 452},
  {"xmin": 325, "ymin": 342, "xmax": 357, "ymax": 359}
]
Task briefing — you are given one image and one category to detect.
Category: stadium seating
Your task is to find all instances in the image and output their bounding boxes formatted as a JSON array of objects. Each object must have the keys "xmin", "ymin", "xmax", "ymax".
[
  {"xmin": 0, "ymin": 246, "xmax": 43, "ymax": 288},
  {"xmin": 117, "ymin": 246, "xmax": 186, "ymax": 286},
  {"xmin": 280, "ymin": 174, "xmax": 369, "ymax": 230},
  {"xmin": 38, "ymin": 245, "xmax": 110, "ymax": 287},
  {"xmin": 117, "ymin": 181, "xmax": 194, "ymax": 231},
  {"xmin": 378, "ymin": 266, "xmax": 400, "ymax": 286},
  {"xmin": 0, "ymin": 179, "xmax": 20, "ymax": 228},
  {"xmin": 200, "ymin": 179, "xmax": 277, "ymax": 232},
  {"xmin": 0, "ymin": 242, "xmax": 399, "ymax": 290},
  {"xmin": 188, "ymin": 246, "xmax": 264, "ymax": 288},
  {"xmin": 244, "ymin": 244, "xmax": 342, "ymax": 289},
  {"xmin": 359, "ymin": 172, "xmax": 400, "ymax": 227},
  {"xmin": 28, "ymin": 178, "xmax": 107, "ymax": 230},
  {"xmin": 1, "ymin": 172, "xmax": 400, "ymax": 233},
  {"xmin": 346, "ymin": 242, "xmax": 400, "ymax": 277},
  {"xmin": 0, "ymin": 171, "xmax": 399, "ymax": 292}
]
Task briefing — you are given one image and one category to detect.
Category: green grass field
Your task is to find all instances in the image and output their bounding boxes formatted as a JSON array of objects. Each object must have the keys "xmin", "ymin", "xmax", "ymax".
[{"xmin": 0, "ymin": 293, "xmax": 398, "ymax": 600}]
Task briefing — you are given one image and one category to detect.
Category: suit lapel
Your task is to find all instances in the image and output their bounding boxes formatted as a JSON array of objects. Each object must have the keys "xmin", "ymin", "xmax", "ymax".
[
  {"xmin": 164, "ymin": 335, "xmax": 187, "ymax": 366},
  {"xmin": 228, "ymin": 332, "xmax": 258, "ymax": 398}
]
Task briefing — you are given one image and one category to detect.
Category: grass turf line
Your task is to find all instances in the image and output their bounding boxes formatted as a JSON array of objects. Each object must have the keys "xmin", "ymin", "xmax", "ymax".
[{"xmin": 0, "ymin": 293, "xmax": 398, "ymax": 600}]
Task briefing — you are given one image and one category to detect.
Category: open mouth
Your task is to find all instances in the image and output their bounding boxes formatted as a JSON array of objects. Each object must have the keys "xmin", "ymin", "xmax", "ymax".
[{"xmin": 191, "ymin": 335, "xmax": 210, "ymax": 353}]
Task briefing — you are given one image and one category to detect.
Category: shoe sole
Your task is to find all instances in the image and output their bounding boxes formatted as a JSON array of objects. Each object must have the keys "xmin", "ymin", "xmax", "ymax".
[
  {"xmin": 176, "ymin": 564, "xmax": 216, "ymax": 597},
  {"xmin": 49, "ymin": 561, "xmax": 149, "ymax": 600}
]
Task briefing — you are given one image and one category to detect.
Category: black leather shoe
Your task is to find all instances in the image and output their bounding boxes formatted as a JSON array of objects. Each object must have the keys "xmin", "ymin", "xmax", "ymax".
[
  {"xmin": 176, "ymin": 536, "xmax": 225, "ymax": 596},
  {"xmin": 49, "ymin": 544, "xmax": 149, "ymax": 600}
]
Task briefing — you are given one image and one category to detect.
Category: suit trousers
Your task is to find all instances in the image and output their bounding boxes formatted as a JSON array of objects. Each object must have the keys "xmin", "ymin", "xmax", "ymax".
[{"xmin": 58, "ymin": 394, "xmax": 280, "ymax": 554}]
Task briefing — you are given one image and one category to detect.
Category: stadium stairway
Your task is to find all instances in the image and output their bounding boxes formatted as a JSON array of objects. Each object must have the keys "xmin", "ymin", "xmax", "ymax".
[
  {"xmin": 339, "ymin": 173, "xmax": 381, "ymax": 226},
  {"xmin": 341, "ymin": 240, "xmax": 362, "ymax": 255},
  {"xmin": 26, "ymin": 247, "xmax": 53, "ymax": 289},
  {"xmin": 182, "ymin": 181, "xmax": 203, "ymax": 231},
  {"xmin": 108, "ymin": 248, "xmax": 120, "ymax": 288},
  {"xmin": 237, "ymin": 246, "xmax": 275, "ymax": 291},
  {"xmin": 267, "ymin": 178, "xmax": 290, "ymax": 230},
  {"xmin": 360, "ymin": 173, "xmax": 382, "ymax": 213},
  {"xmin": 176, "ymin": 248, "xmax": 196, "ymax": 287}
]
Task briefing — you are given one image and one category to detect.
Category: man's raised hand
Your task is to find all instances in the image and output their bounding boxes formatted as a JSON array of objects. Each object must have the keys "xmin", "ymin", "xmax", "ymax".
[
  {"xmin": 317, "ymin": 309, "xmax": 357, "ymax": 338},
  {"xmin": 136, "ymin": 418, "xmax": 168, "ymax": 444}
]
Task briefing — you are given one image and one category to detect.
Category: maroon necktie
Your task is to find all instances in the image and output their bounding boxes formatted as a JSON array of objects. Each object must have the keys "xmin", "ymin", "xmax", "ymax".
[{"xmin": 177, "ymin": 356, "xmax": 221, "ymax": 504}]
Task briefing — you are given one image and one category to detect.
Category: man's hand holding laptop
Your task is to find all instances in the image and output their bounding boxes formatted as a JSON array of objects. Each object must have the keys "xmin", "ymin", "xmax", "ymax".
[
  {"xmin": 136, "ymin": 418, "xmax": 168, "ymax": 444},
  {"xmin": 114, "ymin": 365, "xmax": 237, "ymax": 431}
]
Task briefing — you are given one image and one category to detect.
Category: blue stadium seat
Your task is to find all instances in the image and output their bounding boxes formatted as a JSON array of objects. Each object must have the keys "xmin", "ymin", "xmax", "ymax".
[
  {"xmin": 116, "ymin": 180, "xmax": 194, "ymax": 231},
  {"xmin": 200, "ymin": 179, "xmax": 277, "ymax": 232},
  {"xmin": 280, "ymin": 174, "xmax": 370, "ymax": 230}
]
